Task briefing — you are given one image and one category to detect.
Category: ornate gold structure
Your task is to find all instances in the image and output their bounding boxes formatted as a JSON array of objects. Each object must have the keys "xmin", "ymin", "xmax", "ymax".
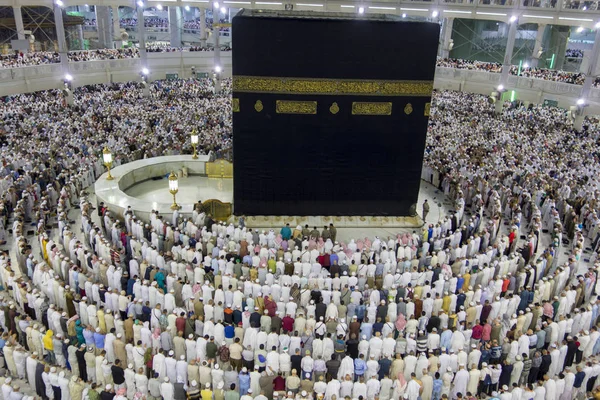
[
  {"xmin": 232, "ymin": 98, "xmax": 240, "ymax": 112},
  {"xmin": 202, "ymin": 199, "xmax": 233, "ymax": 221},
  {"xmin": 275, "ymin": 100, "xmax": 317, "ymax": 114},
  {"xmin": 404, "ymin": 103, "xmax": 413, "ymax": 115},
  {"xmin": 206, "ymin": 159, "xmax": 233, "ymax": 178},
  {"xmin": 254, "ymin": 100, "xmax": 263, "ymax": 112},
  {"xmin": 351, "ymin": 102, "xmax": 393, "ymax": 116},
  {"xmin": 329, "ymin": 102, "xmax": 340, "ymax": 114},
  {"xmin": 424, "ymin": 102, "xmax": 431, "ymax": 116},
  {"xmin": 168, "ymin": 171, "xmax": 180, "ymax": 210},
  {"xmin": 102, "ymin": 146, "xmax": 114, "ymax": 180},
  {"xmin": 233, "ymin": 76, "xmax": 434, "ymax": 97},
  {"xmin": 190, "ymin": 130, "xmax": 199, "ymax": 160}
]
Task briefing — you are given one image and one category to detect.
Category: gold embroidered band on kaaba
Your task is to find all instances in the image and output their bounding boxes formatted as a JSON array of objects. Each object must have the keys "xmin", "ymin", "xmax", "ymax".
[
  {"xmin": 233, "ymin": 76, "xmax": 433, "ymax": 97},
  {"xmin": 276, "ymin": 100, "xmax": 317, "ymax": 114}
]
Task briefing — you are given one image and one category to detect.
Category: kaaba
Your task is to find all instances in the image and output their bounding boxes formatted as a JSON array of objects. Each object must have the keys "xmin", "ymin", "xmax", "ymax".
[{"xmin": 232, "ymin": 10, "xmax": 439, "ymax": 217}]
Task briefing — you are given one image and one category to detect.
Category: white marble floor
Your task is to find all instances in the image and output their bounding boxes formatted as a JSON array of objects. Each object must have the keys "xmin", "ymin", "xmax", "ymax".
[{"xmin": 126, "ymin": 176, "xmax": 234, "ymax": 203}]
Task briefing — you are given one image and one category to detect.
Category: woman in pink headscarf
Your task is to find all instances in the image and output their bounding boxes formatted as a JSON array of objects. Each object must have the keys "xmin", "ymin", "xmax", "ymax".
[
  {"xmin": 316, "ymin": 237, "xmax": 325, "ymax": 253},
  {"xmin": 402, "ymin": 233, "xmax": 410, "ymax": 246},
  {"xmin": 363, "ymin": 237, "xmax": 372, "ymax": 252},
  {"xmin": 151, "ymin": 327, "xmax": 161, "ymax": 353},
  {"xmin": 274, "ymin": 234, "xmax": 283, "ymax": 249},
  {"xmin": 392, "ymin": 372, "xmax": 407, "ymax": 399},
  {"xmin": 115, "ymin": 387, "xmax": 128, "ymax": 400},
  {"xmin": 395, "ymin": 313, "xmax": 407, "ymax": 334},
  {"xmin": 356, "ymin": 239, "xmax": 364, "ymax": 251}
]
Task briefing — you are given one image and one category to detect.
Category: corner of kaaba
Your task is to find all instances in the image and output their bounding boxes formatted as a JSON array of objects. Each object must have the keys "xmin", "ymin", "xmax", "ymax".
[{"xmin": 232, "ymin": 10, "xmax": 439, "ymax": 217}]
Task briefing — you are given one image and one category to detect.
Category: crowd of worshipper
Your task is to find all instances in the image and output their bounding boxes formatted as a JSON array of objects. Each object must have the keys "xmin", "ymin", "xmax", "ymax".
[
  {"xmin": 67, "ymin": 49, "xmax": 140, "ymax": 62},
  {"xmin": 0, "ymin": 49, "xmax": 141, "ymax": 69},
  {"xmin": 436, "ymin": 58, "xmax": 600, "ymax": 86},
  {"xmin": 146, "ymin": 45, "xmax": 232, "ymax": 53},
  {"xmin": 566, "ymin": 49, "xmax": 585, "ymax": 58},
  {"xmin": 0, "ymin": 52, "xmax": 61, "ymax": 69},
  {"xmin": 0, "ymin": 84, "xmax": 600, "ymax": 400},
  {"xmin": 564, "ymin": 0, "xmax": 598, "ymax": 8}
]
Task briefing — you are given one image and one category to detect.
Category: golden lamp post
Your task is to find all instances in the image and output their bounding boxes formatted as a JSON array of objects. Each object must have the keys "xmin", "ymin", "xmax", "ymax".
[
  {"xmin": 191, "ymin": 130, "xmax": 199, "ymax": 159},
  {"xmin": 169, "ymin": 171, "xmax": 180, "ymax": 210},
  {"xmin": 102, "ymin": 146, "xmax": 114, "ymax": 180}
]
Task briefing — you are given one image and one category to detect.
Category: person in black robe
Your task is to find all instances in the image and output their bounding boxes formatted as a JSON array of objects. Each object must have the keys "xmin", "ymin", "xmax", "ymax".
[
  {"xmin": 346, "ymin": 333, "xmax": 359, "ymax": 359},
  {"xmin": 76, "ymin": 344, "xmax": 87, "ymax": 381},
  {"xmin": 35, "ymin": 362, "xmax": 46, "ymax": 400},
  {"xmin": 315, "ymin": 301, "xmax": 326, "ymax": 322},
  {"xmin": 564, "ymin": 336, "xmax": 578, "ymax": 368},
  {"xmin": 538, "ymin": 350, "xmax": 552, "ymax": 380},
  {"xmin": 499, "ymin": 359, "xmax": 513, "ymax": 388}
]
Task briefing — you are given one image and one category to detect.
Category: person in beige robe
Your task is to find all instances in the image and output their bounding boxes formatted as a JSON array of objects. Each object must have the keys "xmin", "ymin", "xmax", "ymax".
[
  {"xmin": 113, "ymin": 334, "xmax": 128, "ymax": 365},
  {"xmin": 420, "ymin": 369, "xmax": 433, "ymax": 400}
]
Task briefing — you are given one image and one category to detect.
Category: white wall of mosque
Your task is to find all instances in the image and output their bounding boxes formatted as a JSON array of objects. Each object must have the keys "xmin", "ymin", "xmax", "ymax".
[{"xmin": 0, "ymin": 52, "xmax": 598, "ymax": 113}]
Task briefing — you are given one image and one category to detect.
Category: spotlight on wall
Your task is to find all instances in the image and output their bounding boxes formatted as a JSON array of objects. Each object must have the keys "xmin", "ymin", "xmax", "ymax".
[
  {"xmin": 185, "ymin": 5, "xmax": 190, "ymax": 11},
  {"xmin": 137, "ymin": 0, "xmax": 144, "ymax": 7},
  {"xmin": 215, "ymin": 65, "xmax": 222, "ymax": 73},
  {"xmin": 156, "ymin": 4, "xmax": 163, "ymax": 10},
  {"xmin": 432, "ymin": 10, "xmax": 439, "ymax": 18},
  {"xmin": 523, "ymin": 63, "xmax": 529, "ymax": 69},
  {"xmin": 141, "ymin": 67, "xmax": 149, "ymax": 75},
  {"xmin": 596, "ymin": 21, "xmax": 600, "ymax": 29},
  {"xmin": 64, "ymin": 74, "xmax": 73, "ymax": 82},
  {"xmin": 577, "ymin": 26, "xmax": 584, "ymax": 33},
  {"xmin": 220, "ymin": 6, "xmax": 226, "ymax": 13},
  {"xmin": 509, "ymin": 15, "xmax": 517, "ymax": 23},
  {"xmin": 214, "ymin": 1, "xmax": 219, "ymax": 7},
  {"xmin": 497, "ymin": 84, "xmax": 504, "ymax": 91},
  {"xmin": 577, "ymin": 98, "xmax": 585, "ymax": 106},
  {"xmin": 402, "ymin": 13, "xmax": 406, "ymax": 18},
  {"xmin": 55, "ymin": 0, "xmax": 64, "ymax": 6},
  {"xmin": 358, "ymin": 6, "xmax": 364, "ymax": 14}
]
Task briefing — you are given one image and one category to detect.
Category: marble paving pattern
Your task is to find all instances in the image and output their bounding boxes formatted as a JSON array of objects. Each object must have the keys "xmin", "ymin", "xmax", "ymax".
[{"xmin": 126, "ymin": 176, "xmax": 234, "ymax": 204}]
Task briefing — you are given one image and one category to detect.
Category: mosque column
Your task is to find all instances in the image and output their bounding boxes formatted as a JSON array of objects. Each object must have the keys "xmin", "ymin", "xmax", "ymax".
[
  {"xmin": 529, "ymin": 23, "xmax": 546, "ymax": 68},
  {"xmin": 439, "ymin": 17, "xmax": 453, "ymax": 59},
  {"xmin": 13, "ymin": 6, "xmax": 26, "ymax": 40},
  {"xmin": 213, "ymin": 3, "xmax": 221, "ymax": 93},
  {"xmin": 137, "ymin": 3, "xmax": 147, "ymax": 67},
  {"xmin": 574, "ymin": 28, "xmax": 600, "ymax": 131},
  {"xmin": 77, "ymin": 25, "xmax": 85, "ymax": 50},
  {"xmin": 95, "ymin": 5, "xmax": 112, "ymax": 49},
  {"xmin": 495, "ymin": 17, "xmax": 518, "ymax": 115},
  {"xmin": 169, "ymin": 6, "xmax": 182, "ymax": 47},
  {"xmin": 54, "ymin": 4, "xmax": 69, "ymax": 71},
  {"xmin": 200, "ymin": 8, "xmax": 207, "ymax": 48},
  {"xmin": 213, "ymin": 3, "xmax": 221, "ymax": 63},
  {"xmin": 112, "ymin": 6, "xmax": 122, "ymax": 48}
]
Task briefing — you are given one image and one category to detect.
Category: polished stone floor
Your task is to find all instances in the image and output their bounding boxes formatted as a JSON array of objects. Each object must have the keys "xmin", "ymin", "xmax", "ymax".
[{"xmin": 126, "ymin": 175, "xmax": 234, "ymax": 204}]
